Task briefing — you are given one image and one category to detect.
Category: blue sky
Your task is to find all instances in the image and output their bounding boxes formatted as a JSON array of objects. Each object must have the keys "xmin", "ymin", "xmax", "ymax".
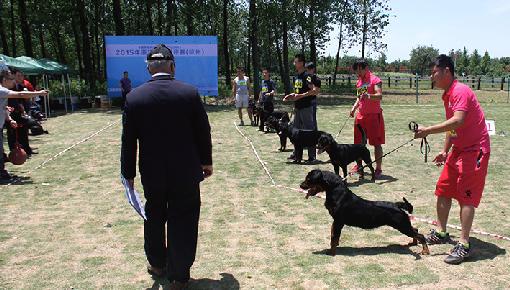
[{"xmin": 322, "ymin": 0, "xmax": 510, "ymax": 61}]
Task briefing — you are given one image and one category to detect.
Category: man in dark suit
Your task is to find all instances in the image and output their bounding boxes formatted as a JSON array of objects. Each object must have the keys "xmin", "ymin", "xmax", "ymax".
[{"xmin": 121, "ymin": 44, "xmax": 213, "ymax": 289}]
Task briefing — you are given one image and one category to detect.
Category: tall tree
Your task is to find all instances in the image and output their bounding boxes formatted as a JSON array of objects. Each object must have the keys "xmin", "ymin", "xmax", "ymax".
[
  {"xmin": 480, "ymin": 51, "xmax": 490, "ymax": 75},
  {"xmin": 76, "ymin": 0, "xmax": 93, "ymax": 84},
  {"xmin": 9, "ymin": 0, "xmax": 16, "ymax": 56},
  {"xmin": 281, "ymin": 0, "xmax": 291, "ymax": 94},
  {"xmin": 0, "ymin": 2, "xmax": 9, "ymax": 55},
  {"xmin": 146, "ymin": 0, "xmax": 154, "ymax": 35},
  {"xmin": 112, "ymin": 0, "xmax": 125, "ymax": 35},
  {"xmin": 409, "ymin": 45, "xmax": 438, "ymax": 75},
  {"xmin": 469, "ymin": 49, "xmax": 481, "ymax": 76},
  {"xmin": 332, "ymin": 0, "xmax": 355, "ymax": 84},
  {"xmin": 222, "ymin": 0, "xmax": 231, "ymax": 89},
  {"xmin": 353, "ymin": 0, "xmax": 390, "ymax": 58},
  {"xmin": 18, "ymin": 0, "xmax": 33, "ymax": 56},
  {"xmin": 249, "ymin": 0, "xmax": 260, "ymax": 99}
]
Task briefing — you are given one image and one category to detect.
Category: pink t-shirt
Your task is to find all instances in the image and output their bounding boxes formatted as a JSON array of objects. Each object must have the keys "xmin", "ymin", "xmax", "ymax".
[
  {"xmin": 356, "ymin": 71, "xmax": 382, "ymax": 115},
  {"xmin": 442, "ymin": 80, "xmax": 490, "ymax": 153}
]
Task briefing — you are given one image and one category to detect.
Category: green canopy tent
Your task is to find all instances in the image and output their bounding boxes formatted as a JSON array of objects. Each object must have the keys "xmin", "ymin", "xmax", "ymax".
[
  {"xmin": 16, "ymin": 56, "xmax": 72, "ymax": 115},
  {"xmin": 0, "ymin": 54, "xmax": 43, "ymax": 75}
]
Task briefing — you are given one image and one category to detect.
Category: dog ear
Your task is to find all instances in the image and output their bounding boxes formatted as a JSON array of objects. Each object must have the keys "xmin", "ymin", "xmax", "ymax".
[{"xmin": 309, "ymin": 169, "xmax": 323, "ymax": 183}]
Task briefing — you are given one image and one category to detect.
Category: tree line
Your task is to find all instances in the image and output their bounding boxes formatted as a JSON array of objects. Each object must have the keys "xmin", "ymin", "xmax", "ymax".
[{"xmin": 0, "ymin": 0, "xmax": 391, "ymax": 96}]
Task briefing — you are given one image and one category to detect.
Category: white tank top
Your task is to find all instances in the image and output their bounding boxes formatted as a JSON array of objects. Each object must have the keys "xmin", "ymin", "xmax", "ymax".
[{"xmin": 235, "ymin": 76, "xmax": 249, "ymax": 96}]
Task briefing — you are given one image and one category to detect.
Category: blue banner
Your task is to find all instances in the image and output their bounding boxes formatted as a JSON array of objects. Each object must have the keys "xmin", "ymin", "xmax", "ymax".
[{"xmin": 105, "ymin": 36, "xmax": 218, "ymax": 97}]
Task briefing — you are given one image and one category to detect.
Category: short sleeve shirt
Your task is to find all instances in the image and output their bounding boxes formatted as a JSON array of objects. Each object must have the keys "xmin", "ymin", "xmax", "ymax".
[
  {"xmin": 260, "ymin": 79, "xmax": 276, "ymax": 103},
  {"xmin": 294, "ymin": 71, "xmax": 313, "ymax": 109},
  {"xmin": 356, "ymin": 70, "xmax": 382, "ymax": 115},
  {"xmin": 120, "ymin": 77, "xmax": 132, "ymax": 92},
  {"xmin": 442, "ymin": 80, "xmax": 490, "ymax": 153},
  {"xmin": 0, "ymin": 86, "xmax": 11, "ymax": 128}
]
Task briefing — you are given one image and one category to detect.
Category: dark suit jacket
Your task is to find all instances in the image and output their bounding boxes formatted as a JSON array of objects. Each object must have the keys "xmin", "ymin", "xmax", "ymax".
[{"xmin": 121, "ymin": 74, "xmax": 212, "ymax": 187}]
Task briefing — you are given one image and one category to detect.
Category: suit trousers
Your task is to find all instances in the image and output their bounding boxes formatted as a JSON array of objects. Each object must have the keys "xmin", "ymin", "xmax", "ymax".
[{"xmin": 143, "ymin": 181, "xmax": 201, "ymax": 283}]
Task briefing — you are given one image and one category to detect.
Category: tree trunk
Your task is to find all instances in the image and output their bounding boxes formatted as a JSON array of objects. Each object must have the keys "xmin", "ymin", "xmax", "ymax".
[
  {"xmin": 157, "ymin": 0, "xmax": 163, "ymax": 35},
  {"xmin": 309, "ymin": 0, "xmax": 317, "ymax": 65},
  {"xmin": 52, "ymin": 26, "xmax": 67, "ymax": 64},
  {"xmin": 18, "ymin": 0, "xmax": 34, "ymax": 56},
  {"xmin": 146, "ymin": 0, "xmax": 154, "ymax": 35},
  {"xmin": 249, "ymin": 0, "xmax": 260, "ymax": 100},
  {"xmin": 76, "ymin": 0, "xmax": 93, "ymax": 85},
  {"xmin": 37, "ymin": 24, "xmax": 48, "ymax": 58},
  {"xmin": 165, "ymin": 0, "xmax": 175, "ymax": 35},
  {"xmin": 0, "ymin": 3, "xmax": 9, "ymax": 55},
  {"xmin": 94, "ymin": 1, "xmax": 102, "ymax": 81},
  {"xmin": 112, "ymin": 0, "xmax": 125, "ymax": 35},
  {"xmin": 361, "ymin": 0, "xmax": 367, "ymax": 58},
  {"xmin": 281, "ymin": 0, "xmax": 291, "ymax": 94},
  {"xmin": 185, "ymin": 2, "xmax": 193, "ymax": 35},
  {"xmin": 333, "ymin": 0, "xmax": 348, "ymax": 84},
  {"xmin": 9, "ymin": 0, "xmax": 16, "ymax": 56},
  {"xmin": 222, "ymin": 0, "xmax": 231, "ymax": 89},
  {"xmin": 274, "ymin": 26, "xmax": 285, "ymax": 88},
  {"xmin": 71, "ymin": 18, "xmax": 83, "ymax": 77}
]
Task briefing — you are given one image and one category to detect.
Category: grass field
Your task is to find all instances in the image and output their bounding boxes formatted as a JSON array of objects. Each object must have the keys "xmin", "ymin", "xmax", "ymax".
[{"xmin": 1, "ymin": 91, "xmax": 509, "ymax": 289}]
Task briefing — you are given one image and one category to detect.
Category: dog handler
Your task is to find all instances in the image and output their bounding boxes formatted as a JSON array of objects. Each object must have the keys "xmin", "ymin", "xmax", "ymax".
[
  {"xmin": 414, "ymin": 54, "xmax": 490, "ymax": 265},
  {"xmin": 349, "ymin": 59, "xmax": 385, "ymax": 178},
  {"xmin": 121, "ymin": 44, "xmax": 213, "ymax": 288}
]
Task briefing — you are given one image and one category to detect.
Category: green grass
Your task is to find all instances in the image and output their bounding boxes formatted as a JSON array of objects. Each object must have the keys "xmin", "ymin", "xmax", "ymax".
[{"xmin": 0, "ymin": 96, "xmax": 509, "ymax": 289}]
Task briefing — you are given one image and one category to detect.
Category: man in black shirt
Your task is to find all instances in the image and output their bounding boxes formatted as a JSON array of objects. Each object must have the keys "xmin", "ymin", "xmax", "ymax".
[
  {"xmin": 283, "ymin": 54, "xmax": 320, "ymax": 163},
  {"xmin": 305, "ymin": 62, "xmax": 321, "ymax": 130},
  {"xmin": 258, "ymin": 68, "xmax": 276, "ymax": 131}
]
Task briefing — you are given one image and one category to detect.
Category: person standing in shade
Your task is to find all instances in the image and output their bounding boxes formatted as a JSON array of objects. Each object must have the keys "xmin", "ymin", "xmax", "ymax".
[
  {"xmin": 349, "ymin": 59, "xmax": 385, "ymax": 178},
  {"xmin": 232, "ymin": 67, "xmax": 253, "ymax": 126},
  {"xmin": 258, "ymin": 68, "xmax": 276, "ymax": 131},
  {"xmin": 120, "ymin": 71, "xmax": 132, "ymax": 110},
  {"xmin": 305, "ymin": 62, "xmax": 321, "ymax": 130},
  {"xmin": 283, "ymin": 54, "xmax": 320, "ymax": 163},
  {"xmin": 0, "ymin": 70, "xmax": 48, "ymax": 183},
  {"xmin": 414, "ymin": 55, "xmax": 490, "ymax": 265},
  {"xmin": 121, "ymin": 44, "xmax": 212, "ymax": 289}
]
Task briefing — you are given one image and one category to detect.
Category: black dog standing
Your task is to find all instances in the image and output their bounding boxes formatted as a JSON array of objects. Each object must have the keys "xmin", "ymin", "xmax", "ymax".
[
  {"xmin": 300, "ymin": 170, "xmax": 430, "ymax": 256},
  {"xmin": 316, "ymin": 125, "xmax": 375, "ymax": 181}
]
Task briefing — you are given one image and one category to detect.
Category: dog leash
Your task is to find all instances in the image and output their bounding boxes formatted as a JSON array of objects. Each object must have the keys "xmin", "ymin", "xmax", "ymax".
[
  {"xmin": 408, "ymin": 121, "xmax": 431, "ymax": 163},
  {"xmin": 336, "ymin": 88, "xmax": 367, "ymax": 138},
  {"xmin": 348, "ymin": 121, "xmax": 427, "ymax": 180},
  {"xmin": 335, "ymin": 115, "xmax": 351, "ymax": 138}
]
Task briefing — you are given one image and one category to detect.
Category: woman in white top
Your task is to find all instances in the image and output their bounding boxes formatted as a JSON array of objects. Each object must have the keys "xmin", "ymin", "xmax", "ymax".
[{"xmin": 232, "ymin": 67, "xmax": 253, "ymax": 126}]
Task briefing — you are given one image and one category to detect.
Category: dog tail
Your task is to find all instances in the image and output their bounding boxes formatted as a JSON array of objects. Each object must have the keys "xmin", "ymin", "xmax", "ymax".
[
  {"xmin": 396, "ymin": 197, "xmax": 413, "ymax": 214},
  {"xmin": 356, "ymin": 124, "xmax": 367, "ymax": 145}
]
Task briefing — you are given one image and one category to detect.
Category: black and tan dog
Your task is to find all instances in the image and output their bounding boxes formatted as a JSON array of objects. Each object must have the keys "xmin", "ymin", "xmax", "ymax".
[
  {"xmin": 300, "ymin": 169, "xmax": 430, "ymax": 256},
  {"xmin": 316, "ymin": 125, "xmax": 374, "ymax": 181},
  {"xmin": 278, "ymin": 121, "xmax": 327, "ymax": 163},
  {"xmin": 265, "ymin": 111, "xmax": 290, "ymax": 132}
]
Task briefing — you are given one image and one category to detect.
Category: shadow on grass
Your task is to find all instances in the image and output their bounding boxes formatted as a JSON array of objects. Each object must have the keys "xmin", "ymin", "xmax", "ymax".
[
  {"xmin": 147, "ymin": 273, "xmax": 240, "ymax": 290},
  {"xmin": 313, "ymin": 244, "xmax": 423, "ymax": 260},
  {"xmin": 464, "ymin": 237, "xmax": 506, "ymax": 263},
  {"xmin": 0, "ymin": 176, "xmax": 33, "ymax": 185}
]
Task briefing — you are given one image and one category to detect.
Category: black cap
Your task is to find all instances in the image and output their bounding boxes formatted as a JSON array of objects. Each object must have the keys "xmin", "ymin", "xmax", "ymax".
[
  {"xmin": 305, "ymin": 62, "xmax": 316, "ymax": 69},
  {"xmin": 147, "ymin": 44, "xmax": 175, "ymax": 61}
]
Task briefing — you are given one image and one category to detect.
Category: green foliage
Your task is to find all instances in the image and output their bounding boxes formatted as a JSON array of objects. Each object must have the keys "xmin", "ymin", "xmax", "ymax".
[{"xmin": 409, "ymin": 45, "xmax": 439, "ymax": 76}]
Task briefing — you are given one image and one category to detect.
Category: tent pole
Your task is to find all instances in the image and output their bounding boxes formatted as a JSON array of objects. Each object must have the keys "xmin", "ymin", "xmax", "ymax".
[
  {"xmin": 43, "ymin": 74, "xmax": 49, "ymax": 118},
  {"xmin": 45, "ymin": 75, "xmax": 51, "ymax": 118},
  {"xmin": 62, "ymin": 74, "xmax": 68, "ymax": 113}
]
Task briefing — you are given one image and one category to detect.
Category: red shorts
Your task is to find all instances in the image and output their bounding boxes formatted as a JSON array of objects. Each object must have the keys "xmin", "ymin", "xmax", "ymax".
[
  {"xmin": 435, "ymin": 149, "xmax": 490, "ymax": 208},
  {"xmin": 354, "ymin": 113, "xmax": 385, "ymax": 146}
]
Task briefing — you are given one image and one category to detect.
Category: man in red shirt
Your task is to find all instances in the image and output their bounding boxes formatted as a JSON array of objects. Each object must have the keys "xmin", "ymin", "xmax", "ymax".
[
  {"xmin": 350, "ymin": 59, "xmax": 385, "ymax": 178},
  {"xmin": 414, "ymin": 54, "xmax": 490, "ymax": 264}
]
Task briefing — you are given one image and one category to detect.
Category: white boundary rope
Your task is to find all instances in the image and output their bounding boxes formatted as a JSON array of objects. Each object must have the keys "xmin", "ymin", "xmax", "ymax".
[
  {"xmin": 5, "ymin": 118, "xmax": 121, "ymax": 186},
  {"xmin": 234, "ymin": 123, "xmax": 510, "ymax": 242},
  {"xmin": 234, "ymin": 121, "xmax": 276, "ymax": 185}
]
